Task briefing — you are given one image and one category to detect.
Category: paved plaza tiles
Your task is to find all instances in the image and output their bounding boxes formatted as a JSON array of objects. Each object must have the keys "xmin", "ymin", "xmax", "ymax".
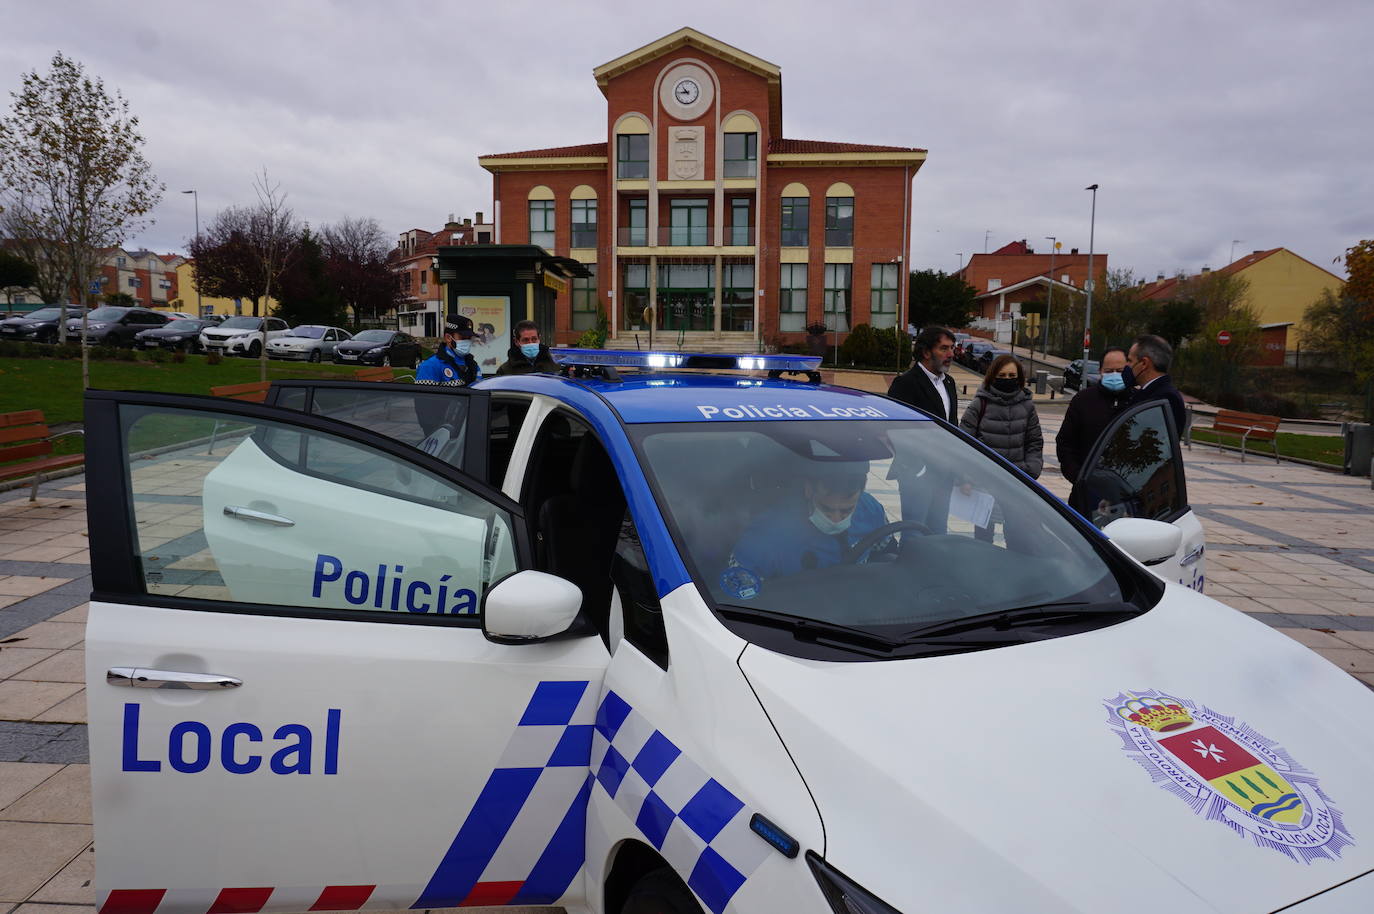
[{"xmin": 1, "ymin": 401, "xmax": 1372, "ymax": 909}]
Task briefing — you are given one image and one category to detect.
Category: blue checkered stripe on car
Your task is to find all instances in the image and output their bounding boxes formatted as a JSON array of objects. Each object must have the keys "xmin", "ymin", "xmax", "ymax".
[{"xmin": 591, "ymin": 690, "xmax": 772, "ymax": 914}]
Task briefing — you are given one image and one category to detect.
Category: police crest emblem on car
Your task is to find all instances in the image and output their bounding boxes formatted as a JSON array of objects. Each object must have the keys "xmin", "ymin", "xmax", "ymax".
[{"xmin": 1106, "ymin": 689, "xmax": 1354, "ymax": 862}]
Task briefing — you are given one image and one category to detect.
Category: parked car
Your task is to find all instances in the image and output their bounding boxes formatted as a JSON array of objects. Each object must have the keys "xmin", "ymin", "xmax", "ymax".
[
  {"xmin": 267, "ymin": 325, "xmax": 352, "ymax": 362},
  {"xmin": 200, "ymin": 316, "xmax": 291, "ymax": 357},
  {"xmin": 135, "ymin": 318, "xmax": 219, "ymax": 353},
  {"xmin": 960, "ymin": 339, "xmax": 998, "ymax": 368},
  {"xmin": 64, "ymin": 306, "xmax": 169, "ymax": 346},
  {"xmin": 974, "ymin": 347, "xmax": 1013, "ymax": 374},
  {"xmin": 0, "ymin": 306, "xmax": 88, "ymax": 343},
  {"xmin": 164, "ymin": 311, "xmax": 197, "ymax": 321},
  {"xmin": 331, "ymin": 329, "xmax": 421, "ymax": 367},
  {"xmin": 1063, "ymin": 358, "xmax": 1102, "ymax": 391}
]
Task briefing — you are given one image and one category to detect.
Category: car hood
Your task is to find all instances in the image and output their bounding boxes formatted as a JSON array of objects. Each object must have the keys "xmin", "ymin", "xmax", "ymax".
[
  {"xmin": 335, "ymin": 340, "xmax": 382, "ymax": 351},
  {"xmin": 203, "ymin": 327, "xmax": 258, "ymax": 337},
  {"xmin": 739, "ymin": 588, "xmax": 1374, "ymax": 913}
]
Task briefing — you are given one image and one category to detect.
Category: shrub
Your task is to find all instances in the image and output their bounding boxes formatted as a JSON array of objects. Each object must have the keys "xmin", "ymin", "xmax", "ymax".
[
  {"xmin": 171, "ymin": 350, "xmax": 187, "ymax": 364},
  {"xmin": 840, "ymin": 324, "xmax": 880, "ymax": 366},
  {"xmin": 90, "ymin": 345, "xmax": 120, "ymax": 361},
  {"xmin": 146, "ymin": 349, "xmax": 170, "ymax": 364},
  {"xmin": 206, "ymin": 351, "xmax": 223, "ymax": 366},
  {"xmin": 52, "ymin": 342, "xmax": 81, "ymax": 360}
]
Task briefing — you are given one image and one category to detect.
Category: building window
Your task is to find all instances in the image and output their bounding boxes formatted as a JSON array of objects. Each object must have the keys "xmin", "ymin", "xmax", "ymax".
[
  {"xmin": 572, "ymin": 264, "xmax": 599, "ymax": 332},
  {"xmin": 824, "ymin": 264, "xmax": 851, "ymax": 332},
  {"xmin": 870, "ymin": 264, "xmax": 899, "ymax": 329},
  {"xmin": 728, "ymin": 198, "xmax": 751, "ymax": 247},
  {"xmin": 723, "ymin": 132, "xmax": 757, "ymax": 178},
  {"xmin": 781, "ymin": 197, "xmax": 809, "ymax": 247},
  {"xmin": 722, "ymin": 262, "xmax": 754, "ymax": 332},
  {"xmin": 420, "ymin": 269, "xmax": 428, "ymax": 293},
  {"xmin": 116, "ymin": 256, "xmax": 126, "ymax": 267},
  {"xmin": 620, "ymin": 198, "xmax": 648, "ymax": 246},
  {"xmin": 617, "ymin": 134, "xmax": 649, "ymax": 179},
  {"xmin": 669, "ymin": 199, "xmax": 709, "ymax": 247},
  {"xmin": 529, "ymin": 199, "xmax": 555, "ymax": 249},
  {"xmin": 825, "ymin": 197, "xmax": 854, "ymax": 247},
  {"xmin": 779, "ymin": 263, "xmax": 808, "ymax": 333},
  {"xmin": 571, "ymin": 199, "xmax": 597, "ymax": 248},
  {"xmin": 622, "ymin": 262, "xmax": 650, "ymax": 331}
]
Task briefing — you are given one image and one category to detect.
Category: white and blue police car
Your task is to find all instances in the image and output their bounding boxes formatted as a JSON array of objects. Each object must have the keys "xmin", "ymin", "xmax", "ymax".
[{"xmin": 82, "ymin": 350, "xmax": 1374, "ymax": 914}]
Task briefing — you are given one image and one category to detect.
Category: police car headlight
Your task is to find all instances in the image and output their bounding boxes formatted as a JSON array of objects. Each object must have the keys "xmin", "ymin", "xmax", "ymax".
[{"xmin": 807, "ymin": 853, "xmax": 904, "ymax": 914}]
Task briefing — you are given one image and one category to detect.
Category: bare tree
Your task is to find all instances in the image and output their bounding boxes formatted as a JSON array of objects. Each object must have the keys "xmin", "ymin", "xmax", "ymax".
[
  {"xmin": 245, "ymin": 170, "xmax": 300, "ymax": 381},
  {"xmin": 322, "ymin": 216, "xmax": 399, "ymax": 324},
  {"xmin": 0, "ymin": 197, "xmax": 68, "ymax": 305},
  {"xmin": 0, "ymin": 52, "xmax": 163, "ymax": 387}
]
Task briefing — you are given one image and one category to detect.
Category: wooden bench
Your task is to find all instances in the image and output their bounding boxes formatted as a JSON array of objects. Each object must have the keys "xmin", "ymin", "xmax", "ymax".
[
  {"xmin": 1210, "ymin": 409, "xmax": 1281, "ymax": 463},
  {"xmin": 0, "ymin": 410, "xmax": 85, "ymax": 502},
  {"xmin": 209, "ymin": 380, "xmax": 271, "ymax": 402},
  {"xmin": 354, "ymin": 366, "xmax": 414, "ymax": 383}
]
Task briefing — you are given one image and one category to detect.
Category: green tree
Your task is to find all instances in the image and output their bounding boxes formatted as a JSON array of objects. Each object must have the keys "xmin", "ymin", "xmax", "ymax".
[
  {"xmin": 907, "ymin": 269, "xmax": 976, "ymax": 329},
  {"xmin": 0, "ymin": 52, "xmax": 162, "ymax": 387},
  {"xmin": 1148, "ymin": 299, "xmax": 1203, "ymax": 349},
  {"xmin": 1303, "ymin": 289, "xmax": 1374, "ymax": 385},
  {"xmin": 1089, "ymin": 269, "xmax": 1154, "ymax": 351},
  {"xmin": 276, "ymin": 228, "xmax": 345, "ymax": 327},
  {"xmin": 1342, "ymin": 239, "xmax": 1374, "ymax": 316},
  {"xmin": 0, "ymin": 248, "xmax": 38, "ymax": 304},
  {"xmin": 101, "ymin": 291, "xmax": 136, "ymax": 307}
]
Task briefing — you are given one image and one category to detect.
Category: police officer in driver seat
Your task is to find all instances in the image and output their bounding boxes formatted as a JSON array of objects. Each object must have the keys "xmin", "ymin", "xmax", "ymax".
[
  {"xmin": 727, "ymin": 462, "xmax": 888, "ymax": 583},
  {"xmin": 416, "ymin": 313, "xmax": 481, "ymax": 387}
]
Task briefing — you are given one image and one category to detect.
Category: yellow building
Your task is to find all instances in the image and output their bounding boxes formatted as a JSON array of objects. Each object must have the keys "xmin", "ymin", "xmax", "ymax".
[
  {"xmin": 172, "ymin": 260, "xmax": 280, "ymax": 318},
  {"xmin": 1142, "ymin": 248, "xmax": 1344, "ymax": 348}
]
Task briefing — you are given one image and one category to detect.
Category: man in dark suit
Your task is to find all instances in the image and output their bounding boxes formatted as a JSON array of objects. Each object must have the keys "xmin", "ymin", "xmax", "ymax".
[
  {"xmin": 888, "ymin": 327, "xmax": 959, "ymax": 422},
  {"xmin": 886, "ymin": 327, "xmax": 959, "ymax": 532},
  {"xmin": 1126, "ymin": 334, "xmax": 1188, "ymax": 433}
]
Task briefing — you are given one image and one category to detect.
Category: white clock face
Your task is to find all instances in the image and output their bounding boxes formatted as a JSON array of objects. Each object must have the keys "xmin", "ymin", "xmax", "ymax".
[{"xmin": 674, "ymin": 78, "xmax": 701, "ymax": 105}]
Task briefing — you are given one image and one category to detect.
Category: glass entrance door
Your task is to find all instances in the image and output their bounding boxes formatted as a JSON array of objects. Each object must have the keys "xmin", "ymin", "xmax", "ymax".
[{"xmin": 657, "ymin": 262, "xmax": 714, "ymax": 331}]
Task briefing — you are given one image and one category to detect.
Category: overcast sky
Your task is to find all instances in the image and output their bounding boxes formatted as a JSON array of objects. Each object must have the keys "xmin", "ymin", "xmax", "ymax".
[{"xmin": 3, "ymin": 0, "xmax": 1369, "ymax": 281}]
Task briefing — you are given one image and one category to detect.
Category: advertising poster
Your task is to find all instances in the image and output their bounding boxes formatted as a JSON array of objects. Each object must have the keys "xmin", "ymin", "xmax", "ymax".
[{"xmin": 457, "ymin": 295, "xmax": 510, "ymax": 376}]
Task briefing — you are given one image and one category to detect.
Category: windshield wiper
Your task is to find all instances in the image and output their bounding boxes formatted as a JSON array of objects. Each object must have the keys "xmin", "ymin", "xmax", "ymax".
[
  {"xmin": 718, "ymin": 606, "xmax": 1025, "ymax": 654},
  {"xmin": 898, "ymin": 601, "xmax": 1142, "ymax": 641}
]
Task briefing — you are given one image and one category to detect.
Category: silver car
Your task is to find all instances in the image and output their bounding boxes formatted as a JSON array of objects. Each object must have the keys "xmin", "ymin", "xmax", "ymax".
[{"xmin": 266, "ymin": 325, "xmax": 352, "ymax": 362}]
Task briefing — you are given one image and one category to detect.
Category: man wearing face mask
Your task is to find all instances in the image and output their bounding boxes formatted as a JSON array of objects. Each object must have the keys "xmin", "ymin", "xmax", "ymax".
[
  {"xmin": 728, "ymin": 462, "xmax": 887, "ymax": 582},
  {"xmin": 1125, "ymin": 333, "xmax": 1188, "ymax": 432},
  {"xmin": 497, "ymin": 320, "xmax": 559, "ymax": 376},
  {"xmin": 416, "ymin": 313, "xmax": 482, "ymax": 387},
  {"xmin": 1055, "ymin": 346, "xmax": 1129, "ymax": 482}
]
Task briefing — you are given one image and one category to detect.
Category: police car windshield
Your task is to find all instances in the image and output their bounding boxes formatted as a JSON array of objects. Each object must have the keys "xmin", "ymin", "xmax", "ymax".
[{"xmin": 633, "ymin": 420, "xmax": 1145, "ymax": 654}]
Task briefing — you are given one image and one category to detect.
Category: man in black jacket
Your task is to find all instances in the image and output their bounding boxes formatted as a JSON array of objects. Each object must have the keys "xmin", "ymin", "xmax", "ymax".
[
  {"xmin": 1126, "ymin": 334, "xmax": 1188, "ymax": 433},
  {"xmin": 886, "ymin": 326, "xmax": 959, "ymax": 532},
  {"xmin": 887, "ymin": 327, "xmax": 958, "ymax": 422},
  {"xmin": 1055, "ymin": 346, "xmax": 1129, "ymax": 482},
  {"xmin": 496, "ymin": 320, "xmax": 560, "ymax": 376}
]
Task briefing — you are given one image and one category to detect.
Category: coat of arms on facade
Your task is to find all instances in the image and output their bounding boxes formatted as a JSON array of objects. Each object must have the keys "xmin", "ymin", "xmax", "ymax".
[
  {"xmin": 670, "ymin": 127, "xmax": 703, "ymax": 180},
  {"xmin": 1105, "ymin": 689, "xmax": 1354, "ymax": 862}
]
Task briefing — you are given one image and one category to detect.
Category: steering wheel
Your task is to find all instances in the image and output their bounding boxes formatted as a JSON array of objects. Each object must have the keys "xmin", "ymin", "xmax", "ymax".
[{"xmin": 844, "ymin": 520, "xmax": 933, "ymax": 564}]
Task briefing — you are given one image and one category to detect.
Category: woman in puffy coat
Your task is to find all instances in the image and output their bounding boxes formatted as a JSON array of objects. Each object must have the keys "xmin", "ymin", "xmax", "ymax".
[{"xmin": 960, "ymin": 354, "xmax": 1043, "ymax": 540}]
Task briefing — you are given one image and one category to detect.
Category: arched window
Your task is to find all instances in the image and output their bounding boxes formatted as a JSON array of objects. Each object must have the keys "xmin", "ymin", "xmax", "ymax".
[
  {"xmin": 570, "ymin": 185, "xmax": 597, "ymax": 249},
  {"xmin": 615, "ymin": 115, "xmax": 650, "ymax": 179},
  {"xmin": 528, "ymin": 186, "xmax": 555, "ymax": 249},
  {"xmin": 824, "ymin": 182, "xmax": 854, "ymax": 247},
  {"xmin": 780, "ymin": 182, "xmax": 810, "ymax": 248}
]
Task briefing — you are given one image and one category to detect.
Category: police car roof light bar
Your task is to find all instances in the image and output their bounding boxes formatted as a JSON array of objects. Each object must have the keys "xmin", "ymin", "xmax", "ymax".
[{"xmin": 551, "ymin": 348, "xmax": 823, "ymax": 374}]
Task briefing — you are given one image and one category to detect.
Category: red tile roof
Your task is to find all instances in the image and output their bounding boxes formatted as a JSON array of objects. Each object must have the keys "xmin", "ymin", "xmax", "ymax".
[
  {"xmin": 768, "ymin": 138, "xmax": 927, "ymax": 154},
  {"xmin": 481, "ymin": 142, "xmax": 607, "ymax": 159}
]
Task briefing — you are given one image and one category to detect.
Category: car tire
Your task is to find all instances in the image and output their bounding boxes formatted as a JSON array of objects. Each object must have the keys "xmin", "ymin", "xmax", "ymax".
[
  {"xmin": 247, "ymin": 340, "xmax": 262, "ymax": 358},
  {"xmin": 382, "ymin": 354, "xmax": 392, "ymax": 368},
  {"xmin": 620, "ymin": 868, "xmax": 703, "ymax": 914},
  {"xmin": 309, "ymin": 349, "xmax": 321, "ymax": 363}
]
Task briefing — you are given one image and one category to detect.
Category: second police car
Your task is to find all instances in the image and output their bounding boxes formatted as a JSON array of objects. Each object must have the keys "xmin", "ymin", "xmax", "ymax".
[{"xmin": 82, "ymin": 350, "xmax": 1373, "ymax": 914}]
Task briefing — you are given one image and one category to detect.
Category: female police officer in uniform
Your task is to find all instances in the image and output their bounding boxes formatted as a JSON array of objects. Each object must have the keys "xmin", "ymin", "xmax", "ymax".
[{"xmin": 416, "ymin": 313, "xmax": 481, "ymax": 387}]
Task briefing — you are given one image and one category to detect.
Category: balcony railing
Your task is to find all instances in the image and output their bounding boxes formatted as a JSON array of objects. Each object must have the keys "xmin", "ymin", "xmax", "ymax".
[
  {"xmin": 615, "ymin": 226, "xmax": 761, "ymax": 247},
  {"xmin": 725, "ymin": 225, "xmax": 754, "ymax": 246},
  {"xmin": 824, "ymin": 228, "xmax": 854, "ymax": 247},
  {"xmin": 570, "ymin": 229, "xmax": 598, "ymax": 248},
  {"xmin": 724, "ymin": 160, "xmax": 757, "ymax": 178}
]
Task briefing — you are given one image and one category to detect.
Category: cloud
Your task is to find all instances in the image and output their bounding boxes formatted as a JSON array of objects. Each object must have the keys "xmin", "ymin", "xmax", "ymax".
[{"xmin": 1, "ymin": 0, "xmax": 1369, "ymax": 278}]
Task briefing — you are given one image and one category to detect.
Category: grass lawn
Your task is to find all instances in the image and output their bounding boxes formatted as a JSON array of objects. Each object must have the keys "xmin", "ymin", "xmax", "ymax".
[
  {"xmin": 1190, "ymin": 427, "xmax": 1344, "ymax": 467},
  {"xmin": 0, "ymin": 354, "xmax": 365, "ymax": 425}
]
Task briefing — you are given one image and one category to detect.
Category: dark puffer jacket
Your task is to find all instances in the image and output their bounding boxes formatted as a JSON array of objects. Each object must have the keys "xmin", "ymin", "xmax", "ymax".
[{"xmin": 960, "ymin": 385, "xmax": 1044, "ymax": 478}]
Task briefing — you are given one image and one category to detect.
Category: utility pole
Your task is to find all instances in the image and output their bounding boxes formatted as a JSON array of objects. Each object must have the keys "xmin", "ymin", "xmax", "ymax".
[
  {"xmin": 1042, "ymin": 236, "xmax": 1057, "ymax": 367},
  {"xmin": 181, "ymin": 190, "xmax": 201, "ymax": 317},
  {"xmin": 1083, "ymin": 184, "xmax": 1098, "ymax": 364}
]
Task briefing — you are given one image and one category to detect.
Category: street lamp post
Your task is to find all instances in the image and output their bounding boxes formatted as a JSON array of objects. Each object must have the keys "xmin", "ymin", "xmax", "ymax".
[
  {"xmin": 1042, "ymin": 235, "xmax": 1057, "ymax": 367},
  {"xmin": 1083, "ymin": 184, "xmax": 1098, "ymax": 365},
  {"xmin": 181, "ymin": 190, "xmax": 201, "ymax": 318}
]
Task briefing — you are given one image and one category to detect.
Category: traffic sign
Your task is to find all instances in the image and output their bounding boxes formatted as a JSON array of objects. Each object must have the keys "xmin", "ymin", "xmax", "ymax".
[
  {"xmin": 88, "ymin": 281, "xmax": 101, "ymax": 295},
  {"xmin": 1217, "ymin": 330, "xmax": 1232, "ymax": 346},
  {"xmin": 1083, "ymin": 331, "xmax": 1091, "ymax": 348}
]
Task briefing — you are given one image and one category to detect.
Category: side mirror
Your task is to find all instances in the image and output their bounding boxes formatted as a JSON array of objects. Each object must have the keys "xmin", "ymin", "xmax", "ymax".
[
  {"xmin": 1103, "ymin": 518, "xmax": 1183, "ymax": 567},
  {"xmin": 482, "ymin": 570, "xmax": 583, "ymax": 643}
]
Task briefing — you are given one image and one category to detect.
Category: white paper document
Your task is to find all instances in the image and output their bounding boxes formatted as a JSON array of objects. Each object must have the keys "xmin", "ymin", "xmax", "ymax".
[{"xmin": 949, "ymin": 487, "xmax": 995, "ymax": 529}]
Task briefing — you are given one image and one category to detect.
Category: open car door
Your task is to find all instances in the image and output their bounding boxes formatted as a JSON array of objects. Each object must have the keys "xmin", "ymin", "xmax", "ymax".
[
  {"xmin": 1069, "ymin": 400, "xmax": 1206, "ymax": 591},
  {"xmin": 84, "ymin": 390, "xmax": 607, "ymax": 913}
]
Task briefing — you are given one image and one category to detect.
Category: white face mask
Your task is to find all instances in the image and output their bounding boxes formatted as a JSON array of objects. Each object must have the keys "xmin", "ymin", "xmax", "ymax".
[{"xmin": 810, "ymin": 505, "xmax": 854, "ymax": 536}]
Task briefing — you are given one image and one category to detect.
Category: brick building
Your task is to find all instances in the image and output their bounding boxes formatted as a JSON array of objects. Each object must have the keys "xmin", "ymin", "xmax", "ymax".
[
  {"xmin": 477, "ymin": 28, "xmax": 926, "ymax": 348},
  {"xmin": 959, "ymin": 239, "xmax": 1106, "ymax": 322},
  {"xmin": 97, "ymin": 248, "xmax": 182, "ymax": 310},
  {"xmin": 393, "ymin": 215, "xmax": 494, "ymax": 338}
]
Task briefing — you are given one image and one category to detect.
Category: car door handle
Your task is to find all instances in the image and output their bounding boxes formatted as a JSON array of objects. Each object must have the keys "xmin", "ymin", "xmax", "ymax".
[
  {"xmin": 1179, "ymin": 544, "xmax": 1205, "ymax": 566},
  {"xmin": 107, "ymin": 668, "xmax": 243, "ymax": 690},
  {"xmin": 222, "ymin": 505, "xmax": 294, "ymax": 527}
]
